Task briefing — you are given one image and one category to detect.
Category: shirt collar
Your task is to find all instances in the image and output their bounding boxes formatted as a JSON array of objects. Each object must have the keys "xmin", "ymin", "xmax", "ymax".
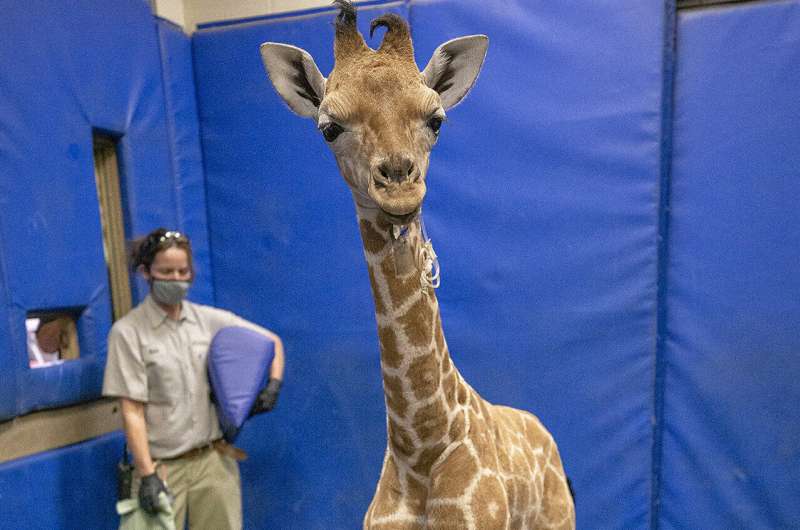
[{"xmin": 144, "ymin": 294, "xmax": 196, "ymax": 328}]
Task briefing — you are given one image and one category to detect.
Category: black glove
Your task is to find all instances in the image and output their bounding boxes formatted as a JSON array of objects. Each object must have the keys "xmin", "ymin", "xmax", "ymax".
[
  {"xmin": 139, "ymin": 472, "xmax": 169, "ymax": 514},
  {"xmin": 250, "ymin": 378, "xmax": 282, "ymax": 416}
]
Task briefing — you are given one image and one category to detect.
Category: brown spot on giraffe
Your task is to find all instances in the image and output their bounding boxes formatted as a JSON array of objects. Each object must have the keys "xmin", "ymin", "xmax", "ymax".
[
  {"xmin": 388, "ymin": 417, "xmax": 415, "ymax": 458},
  {"xmin": 383, "ymin": 373, "xmax": 408, "ymax": 417},
  {"xmin": 406, "ymin": 352, "xmax": 441, "ymax": 400},
  {"xmin": 441, "ymin": 351, "xmax": 452, "ymax": 374},
  {"xmin": 398, "ymin": 297, "xmax": 433, "ymax": 347},
  {"xmin": 471, "ymin": 475, "xmax": 510, "ymax": 529},
  {"xmin": 448, "ymin": 409, "xmax": 465, "ymax": 441},
  {"xmin": 360, "ymin": 219, "xmax": 387, "ymax": 254},
  {"xmin": 430, "ymin": 443, "xmax": 477, "ymax": 498},
  {"xmin": 381, "ymin": 256, "xmax": 419, "ymax": 309},
  {"xmin": 434, "ymin": 317, "xmax": 445, "ymax": 352},
  {"xmin": 378, "ymin": 325, "xmax": 402, "ymax": 369},
  {"xmin": 412, "ymin": 441, "xmax": 446, "ymax": 476},
  {"xmin": 442, "ymin": 371, "xmax": 457, "ymax": 409},
  {"xmin": 427, "ymin": 504, "xmax": 467, "ymax": 529},
  {"xmin": 412, "ymin": 398, "xmax": 448, "ymax": 441}
]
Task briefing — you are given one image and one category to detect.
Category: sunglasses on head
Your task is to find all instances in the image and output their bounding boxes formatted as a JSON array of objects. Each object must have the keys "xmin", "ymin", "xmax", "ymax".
[{"xmin": 158, "ymin": 231, "xmax": 188, "ymax": 243}]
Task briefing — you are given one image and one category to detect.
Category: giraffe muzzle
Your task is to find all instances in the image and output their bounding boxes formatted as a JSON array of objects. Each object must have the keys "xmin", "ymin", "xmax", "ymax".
[{"xmin": 367, "ymin": 175, "xmax": 426, "ymax": 219}]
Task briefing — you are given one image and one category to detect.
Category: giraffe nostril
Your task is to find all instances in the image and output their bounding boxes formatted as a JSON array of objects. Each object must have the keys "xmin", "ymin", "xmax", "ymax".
[{"xmin": 376, "ymin": 156, "xmax": 416, "ymax": 184}]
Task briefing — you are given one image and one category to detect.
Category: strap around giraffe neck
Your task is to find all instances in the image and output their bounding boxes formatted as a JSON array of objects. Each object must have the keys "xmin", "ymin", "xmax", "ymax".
[
  {"xmin": 418, "ymin": 213, "xmax": 440, "ymax": 292},
  {"xmin": 390, "ymin": 210, "xmax": 440, "ymax": 292}
]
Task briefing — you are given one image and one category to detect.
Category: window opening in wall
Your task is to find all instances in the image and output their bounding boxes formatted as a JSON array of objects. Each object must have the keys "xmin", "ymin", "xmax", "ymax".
[
  {"xmin": 25, "ymin": 310, "xmax": 81, "ymax": 368},
  {"xmin": 93, "ymin": 132, "xmax": 133, "ymax": 321}
]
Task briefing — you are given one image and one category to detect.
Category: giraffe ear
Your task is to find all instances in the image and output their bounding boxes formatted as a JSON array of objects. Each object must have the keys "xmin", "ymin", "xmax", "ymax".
[
  {"xmin": 260, "ymin": 42, "xmax": 326, "ymax": 119},
  {"xmin": 422, "ymin": 35, "xmax": 488, "ymax": 110}
]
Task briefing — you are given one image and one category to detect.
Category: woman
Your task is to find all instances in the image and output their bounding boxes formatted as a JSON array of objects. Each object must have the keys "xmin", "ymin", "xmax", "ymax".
[{"xmin": 103, "ymin": 228, "xmax": 284, "ymax": 529}]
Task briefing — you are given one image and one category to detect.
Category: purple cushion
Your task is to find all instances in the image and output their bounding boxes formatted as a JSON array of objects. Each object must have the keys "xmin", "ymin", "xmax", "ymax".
[{"xmin": 208, "ymin": 326, "xmax": 275, "ymax": 442}]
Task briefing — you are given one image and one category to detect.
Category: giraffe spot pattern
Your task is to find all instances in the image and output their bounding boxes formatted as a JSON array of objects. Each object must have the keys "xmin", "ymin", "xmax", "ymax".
[
  {"xmin": 388, "ymin": 417, "xmax": 416, "ymax": 458},
  {"xmin": 360, "ymin": 219, "xmax": 387, "ymax": 254},
  {"xmin": 448, "ymin": 409, "xmax": 465, "ymax": 441},
  {"xmin": 381, "ymin": 256, "xmax": 421, "ymax": 309},
  {"xmin": 412, "ymin": 441, "xmax": 446, "ymax": 476},
  {"xmin": 398, "ymin": 297, "xmax": 434, "ymax": 347},
  {"xmin": 383, "ymin": 373, "xmax": 408, "ymax": 417},
  {"xmin": 405, "ymin": 472, "xmax": 428, "ymax": 513},
  {"xmin": 378, "ymin": 326, "xmax": 402, "ymax": 369},
  {"xmin": 427, "ymin": 504, "xmax": 467, "ymax": 529},
  {"xmin": 430, "ymin": 443, "xmax": 478, "ymax": 498},
  {"xmin": 470, "ymin": 475, "xmax": 509, "ymax": 529},
  {"xmin": 358, "ymin": 210, "xmax": 574, "ymax": 529},
  {"xmin": 368, "ymin": 264, "xmax": 386, "ymax": 315},
  {"xmin": 456, "ymin": 383, "xmax": 469, "ymax": 406},
  {"xmin": 435, "ymin": 320, "xmax": 445, "ymax": 352},
  {"xmin": 442, "ymin": 371, "xmax": 458, "ymax": 409},
  {"xmin": 406, "ymin": 353, "xmax": 441, "ymax": 400},
  {"xmin": 412, "ymin": 398, "xmax": 448, "ymax": 441}
]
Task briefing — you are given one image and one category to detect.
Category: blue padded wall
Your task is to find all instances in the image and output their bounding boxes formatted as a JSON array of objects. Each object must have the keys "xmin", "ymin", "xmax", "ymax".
[
  {"xmin": 0, "ymin": 432, "xmax": 124, "ymax": 528},
  {"xmin": 0, "ymin": 0, "xmax": 169, "ymax": 419},
  {"xmin": 0, "ymin": 0, "xmax": 214, "ymax": 420},
  {"xmin": 194, "ymin": 1, "xmax": 666, "ymax": 527},
  {"xmin": 1, "ymin": 1, "xmax": 796, "ymax": 529},
  {"xmin": 0, "ymin": 3, "xmax": 215, "ymax": 527},
  {"xmin": 661, "ymin": 2, "xmax": 800, "ymax": 528}
]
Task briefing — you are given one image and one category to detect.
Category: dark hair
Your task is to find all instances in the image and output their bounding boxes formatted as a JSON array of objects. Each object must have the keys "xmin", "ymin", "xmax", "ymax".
[{"xmin": 129, "ymin": 228, "xmax": 193, "ymax": 272}]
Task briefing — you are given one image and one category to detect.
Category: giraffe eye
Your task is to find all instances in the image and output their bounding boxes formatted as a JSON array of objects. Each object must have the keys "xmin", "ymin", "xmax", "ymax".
[
  {"xmin": 427, "ymin": 116, "xmax": 443, "ymax": 135},
  {"xmin": 321, "ymin": 122, "xmax": 344, "ymax": 142}
]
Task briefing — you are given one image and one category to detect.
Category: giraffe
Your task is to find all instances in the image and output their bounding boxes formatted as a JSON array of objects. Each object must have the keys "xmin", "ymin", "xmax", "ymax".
[{"xmin": 260, "ymin": 2, "xmax": 575, "ymax": 528}]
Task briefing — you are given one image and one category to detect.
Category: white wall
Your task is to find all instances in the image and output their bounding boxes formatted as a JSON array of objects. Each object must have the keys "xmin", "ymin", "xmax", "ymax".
[
  {"xmin": 152, "ymin": 0, "xmax": 187, "ymax": 28},
  {"xmin": 154, "ymin": 0, "xmax": 375, "ymax": 32}
]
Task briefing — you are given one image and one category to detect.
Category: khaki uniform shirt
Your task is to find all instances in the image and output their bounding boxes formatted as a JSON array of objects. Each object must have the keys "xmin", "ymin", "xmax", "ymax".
[{"xmin": 102, "ymin": 295, "xmax": 268, "ymax": 459}]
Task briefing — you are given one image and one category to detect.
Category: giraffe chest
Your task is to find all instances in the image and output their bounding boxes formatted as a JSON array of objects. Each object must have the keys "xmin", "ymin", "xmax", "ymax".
[{"xmin": 367, "ymin": 401, "xmax": 573, "ymax": 530}]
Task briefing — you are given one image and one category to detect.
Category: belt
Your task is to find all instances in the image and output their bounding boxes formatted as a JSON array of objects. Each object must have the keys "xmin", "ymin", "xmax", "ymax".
[{"xmin": 161, "ymin": 439, "xmax": 247, "ymax": 462}]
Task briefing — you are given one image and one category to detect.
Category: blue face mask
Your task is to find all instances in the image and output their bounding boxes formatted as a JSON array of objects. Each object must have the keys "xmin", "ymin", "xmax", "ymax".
[{"xmin": 151, "ymin": 279, "xmax": 191, "ymax": 306}]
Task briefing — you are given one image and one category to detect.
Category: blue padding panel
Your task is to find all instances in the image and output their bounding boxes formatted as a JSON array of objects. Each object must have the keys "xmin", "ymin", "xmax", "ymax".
[
  {"xmin": 195, "ymin": 1, "xmax": 665, "ymax": 527},
  {"xmin": 157, "ymin": 19, "xmax": 215, "ymax": 306},
  {"xmin": 663, "ymin": 2, "xmax": 800, "ymax": 528},
  {"xmin": 194, "ymin": 5, "xmax": 408, "ymax": 527},
  {"xmin": 0, "ymin": 432, "xmax": 124, "ymax": 528},
  {"xmin": 0, "ymin": 1, "xmax": 212, "ymax": 419}
]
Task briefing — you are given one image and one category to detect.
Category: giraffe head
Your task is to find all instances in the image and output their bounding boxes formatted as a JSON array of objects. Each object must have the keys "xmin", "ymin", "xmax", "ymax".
[{"xmin": 260, "ymin": 0, "xmax": 488, "ymax": 225}]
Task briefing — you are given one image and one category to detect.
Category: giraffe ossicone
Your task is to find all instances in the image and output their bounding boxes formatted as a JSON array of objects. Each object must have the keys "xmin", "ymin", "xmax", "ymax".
[{"xmin": 260, "ymin": 2, "xmax": 575, "ymax": 528}]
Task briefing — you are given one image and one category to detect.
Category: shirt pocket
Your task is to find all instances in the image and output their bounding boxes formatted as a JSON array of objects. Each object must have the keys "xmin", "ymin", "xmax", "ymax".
[
  {"xmin": 191, "ymin": 339, "xmax": 210, "ymax": 363},
  {"xmin": 190, "ymin": 339, "xmax": 212, "ymax": 395},
  {"xmin": 142, "ymin": 345, "xmax": 183, "ymax": 404}
]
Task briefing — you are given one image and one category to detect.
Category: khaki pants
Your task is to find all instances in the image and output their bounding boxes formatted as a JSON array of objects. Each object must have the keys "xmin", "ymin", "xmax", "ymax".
[{"xmin": 134, "ymin": 447, "xmax": 242, "ymax": 530}]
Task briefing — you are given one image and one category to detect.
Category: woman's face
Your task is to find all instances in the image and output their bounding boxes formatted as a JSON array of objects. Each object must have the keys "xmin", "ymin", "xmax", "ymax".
[{"xmin": 144, "ymin": 247, "xmax": 192, "ymax": 282}]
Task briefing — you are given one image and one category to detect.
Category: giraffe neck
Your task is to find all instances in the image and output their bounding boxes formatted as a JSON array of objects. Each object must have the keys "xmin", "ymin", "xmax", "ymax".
[{"xmin": 355, "ymin": 202, "xmax": 470, "ymax": 478}]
